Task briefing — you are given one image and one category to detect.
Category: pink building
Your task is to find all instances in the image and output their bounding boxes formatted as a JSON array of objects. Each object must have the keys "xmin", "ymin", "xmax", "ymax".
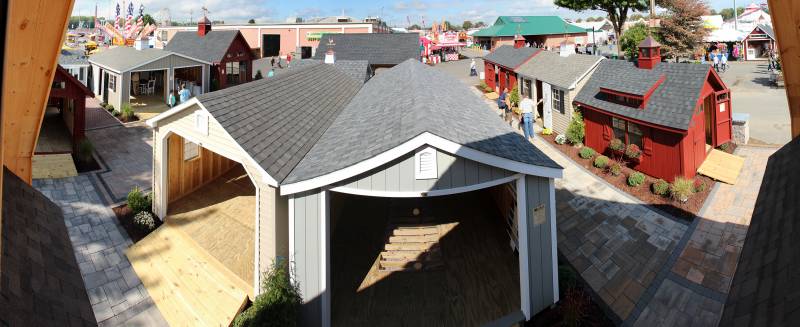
[{"xmin": 156, "ymin": 19, "xmax": 387, "ymax": 59}]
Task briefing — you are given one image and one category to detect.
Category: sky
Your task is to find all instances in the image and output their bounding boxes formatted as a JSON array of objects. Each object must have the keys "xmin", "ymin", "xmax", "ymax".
[{"xmin": 72, "ymin": 0, "xmax": 763, "ymax": 27}]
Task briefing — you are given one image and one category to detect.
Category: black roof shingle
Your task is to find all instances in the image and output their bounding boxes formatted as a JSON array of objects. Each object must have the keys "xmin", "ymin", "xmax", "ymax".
[
  {"xmin": 165, "ymin": 30, "xmax": 240, "ymax": 63},
  {"xmin": 573, "ymin": 60, "xmax": 714, "ymax": 131},
  {"xmin": 484, "ymin": 45, "xmax": 540, "ymax": 69},
  {"xmin": 312, "ymin": 33, "xmax": 420, "ymax": 66}
]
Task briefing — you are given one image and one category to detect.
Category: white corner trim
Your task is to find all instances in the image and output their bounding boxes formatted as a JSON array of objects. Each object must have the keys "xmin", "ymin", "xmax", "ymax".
[
  {"xmin": 288, "ymin": 196, "xmax": 295, "ymax": 284},
  {"xmin": 548, "ymin": 178, "xmax": 559, "ymax": 304},
  {"xmin": 320, "ymin": 190, "xmax": 331, "ymax": 327},
  {"xmin": 254, "ymin": 186, "xmax": 261, "ymax": 296},
  {"xmin": 280, "ymin": 132, "xmax": 563, "ymax": 195},
  {"xmin": 330, "ymin": 174, "xmax": 522, "ymax": 198},
  {"xmin": 516, "ymin": 176, "xmax": 531, "ymax": 320},
  {"xmin": 146, "ymin": 97, "xmax": 202, "ymax": 127}
]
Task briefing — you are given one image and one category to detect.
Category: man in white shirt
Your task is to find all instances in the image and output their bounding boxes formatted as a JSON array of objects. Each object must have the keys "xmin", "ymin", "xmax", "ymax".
[{"xmin": 520, "ymin": 97, "xmax": 535, "ymax": 140}]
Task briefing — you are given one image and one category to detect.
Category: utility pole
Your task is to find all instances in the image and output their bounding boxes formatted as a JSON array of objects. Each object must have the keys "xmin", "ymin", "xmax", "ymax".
[{"xmin": 733, "ymin": 0, "xmax": 739, "ymax": 31}]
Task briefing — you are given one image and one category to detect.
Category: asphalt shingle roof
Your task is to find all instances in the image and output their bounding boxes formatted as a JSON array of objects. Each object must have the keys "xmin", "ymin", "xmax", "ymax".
[
  {"xmin": 0, "ymin": 169, "xmax": 96, "ymax": 327},
  {"xmin": 719, "ymin": 136, "xmax": 800, "ymax": 327},
  {"xmin": 473, "ymin": 16, "xmax": 587, "ymax": 37},
  {"xmin": 59, "ymin": 49, "xmax": 90, "ymax": 66},
  {"xmin": 757, "ymin": 23, "xmax": 776, "ymax": 40},
  {"xmin": 573, "ymin": 60, "xmax": 712, "ymax": 131},
  {"xmin": 164, "ymin": 30, "xmax": 239, "ymax": 63},
  {"xmin": 273, "ymin": 59, "xmax": 371, "ymax": 83},
  {"xmin": 312, "ymin": 33, "xmax": 420, "ymax": 66},
  {"xmin": 197, "ymin": 62, "xmax": 363, "ymax": 182},
  {"xmin": 483, "ymin": 45, "xmax": 540, "ymax": 69},
  {"xmin": 515, "ymin": 51, "xmax": 603, "ymax": 89},
  {"xmin": 283, "ymin": 59, "xmax": 561, "ymax": 184},
  {"xmin": 89, "ymin": 47, "xmax": 173, "ymax": 72}
]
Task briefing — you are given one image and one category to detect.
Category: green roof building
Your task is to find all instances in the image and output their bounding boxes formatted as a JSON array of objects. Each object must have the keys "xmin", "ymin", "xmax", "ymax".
[{"xmin": 473, "ymin": 16, "xmax": 588, "ymax": 50}]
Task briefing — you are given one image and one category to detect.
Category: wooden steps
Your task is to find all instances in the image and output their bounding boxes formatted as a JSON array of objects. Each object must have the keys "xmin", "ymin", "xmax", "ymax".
[
  {"xmin": 378, "ymin": 223, "xmax": 446, "ymax": 272},
  {"xmin": 126, "ymin": 224, "xmax": 250, "ymax": 327}
]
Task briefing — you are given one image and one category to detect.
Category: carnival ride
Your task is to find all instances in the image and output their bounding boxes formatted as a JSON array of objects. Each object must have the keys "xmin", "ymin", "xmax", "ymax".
[{"xmin": 98, "ymin": 1, "xmax": 157, "ymax": 46}]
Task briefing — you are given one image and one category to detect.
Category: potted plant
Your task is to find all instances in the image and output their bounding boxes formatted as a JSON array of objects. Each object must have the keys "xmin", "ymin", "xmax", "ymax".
[
  {"xmin": 625, "ymin": 144, "xmax": 642, "ymax": 162},
  {"xmin": 608, "ymin": 138, "xmax": 625, "ymax": 157}
]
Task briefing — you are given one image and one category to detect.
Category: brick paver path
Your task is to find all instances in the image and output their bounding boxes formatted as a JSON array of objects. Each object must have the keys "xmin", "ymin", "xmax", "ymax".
[
  {"xmin": 86, "ymin": 123, "xmax": 153, "ymax": 204},
  {"xmin": 85, "ymin": 97, "xmax": 123, "ymax": 130},
  {"xmin": 34, "ymin": 176, "xmax": 168, "ymax": 326}
]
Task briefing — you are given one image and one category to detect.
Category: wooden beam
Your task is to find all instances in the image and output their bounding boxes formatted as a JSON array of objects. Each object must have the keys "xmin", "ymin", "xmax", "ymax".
[
  {"xmin": 768, "ymin": 0, "xmax": 800, "ymax": 138},
  {"xmin": 2, "ymin": 0, "xmax": 75, "ymax": 184}
]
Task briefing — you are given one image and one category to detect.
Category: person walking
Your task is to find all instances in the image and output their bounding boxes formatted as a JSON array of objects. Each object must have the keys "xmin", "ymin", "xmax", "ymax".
[
  {"xmin": 267, "ymin": 68, "xmax": 275, "ymax": 78},
  {"xmin": 712, "ymin": 51, "xmax": 720, "ymax": 72},
  {"xmin": 720, "ymin": 52, "xmax": 728, "ymax": 72},
  {"xmin": 497, "ymin": 88, "xmax": 511, "ymax": 124},
  {"xmin": 520, "ymin": 96, "xmax": 535, "ymax": 140},
  {"xmin": 168, "ymin": 89, "xmax": 176, "ymax": 108},
  {"xmin": 469, "ymin": 59, "xmax": 477, "ymax": 76},
  {"xmin": 287, "ymin": 52, "xmax": 293, "ymax": 68},
  {"xmin": 178, "ymin": 83, "xmax": 191, "ymax": 104},
  {"xmin": 270, "ymin": 56, "xmax": 275, "ymax": 67}
]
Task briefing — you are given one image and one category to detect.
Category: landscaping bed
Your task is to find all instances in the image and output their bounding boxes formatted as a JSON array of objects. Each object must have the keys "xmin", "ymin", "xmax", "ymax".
[
  {"xmin": 99, "ymin": 102, "xmax": 140, "ymax": 124},
  {"xmin": 71, "ymin": 153, "xmax": 101, "ymax": 173},
  {"xmin": 112, "ymin": 188, "xmax": 160, "ymax": 243},
  {"xmin": 542, "ymin": 134, "xmax": 714, "ymax": 220},
  {"xmin": 528, "ymin": 262, "xmax": 615, "ymax": 327},
  {"xmin": 112, "ymin": 204, "xmax": 161, "ymax": 243}
]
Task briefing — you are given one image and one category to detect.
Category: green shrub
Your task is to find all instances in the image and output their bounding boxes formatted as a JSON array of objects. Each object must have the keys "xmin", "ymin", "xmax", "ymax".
[
  {"xmin": 133, "ymin": 211, "xmax": 156, "ymax": 230},
  {"xmin": 608, "ymin": 161, "xmax": 622, "ymax": 176},
  {"xmin": 693, "ymin": 179, "xmax": 707, "ymax": 193},
  {"xmin": 509, "ymin": 84, "xmax": 520, "ymax": 108},
  {"xmin": 670, "ymin": 177, "xmax": 694, "ymax": 202},
  {"xmin": 233, "ymin": 260, "xmax": 302, "ymax": 327},
  {"xmin": 99, "ymin": 101, "xmax": 108, "ymax": 108},
  {"xmin": 127, "ymin": 187, "xmax": 152, "ymax": 214},
  {"xmin": 76, "ymin": 138, "xmax": 94, "ymax": 163},
  {"xmin": 120, "ymin": 104, "xmax": 136, "ymax": 121},
  {"xmin": 609, "ymin": 138, "xmax": 625, "ymax": 152},
  {"xmin": 652, "ymin": 179, "xmax": 669, "ymax": 196},
  {"xmin": 628, "ymin": 171, "xmax": 645, "ymax": 187},
  {"xmin": 255, "ymin": 70, "xmax": 263, "ymax": 80},
  {"xmin": 579, "ymin": 147, "xmax": 595, "ymax": 159},
  {"xmin": 566, "ymin": 111, "xmax": 585, "ymax": 145},
  {"xmin": 594, "ymin": 155, "xmax": 609, "ymax": 169},
  {"xmin": 478, "ymin": 80, "xmax": 490, "ymax": 93},
  {"xmin": 558, "ymin": 264, "xmax": 578, "ymax": 290},
  {"xmin": 555, "ymin": 134, "xmax": 567, "ymax": 145},
  {"xmin": 106, "ymin": 104, "xmax": 114, "ymax": 112},
  {"xmin": 625, "ymin": 144, "xmax": 642, "ymax": 159},
  {"xmin": 719, "ymin": 142, "xmax": 730, "ymax": 151}
]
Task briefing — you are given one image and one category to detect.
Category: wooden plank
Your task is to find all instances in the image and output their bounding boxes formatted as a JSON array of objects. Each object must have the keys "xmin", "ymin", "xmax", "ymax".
[
  {"xmin": 3, "ymin": 0, "xmax": 75, "ymax": 183},
  {"xmin": 697, "ymin": 149, "xmax": 745, "ymax": 184},
  {"xmin": 768, "ymin": 0, "xmax": 800, "ymax": 137}
]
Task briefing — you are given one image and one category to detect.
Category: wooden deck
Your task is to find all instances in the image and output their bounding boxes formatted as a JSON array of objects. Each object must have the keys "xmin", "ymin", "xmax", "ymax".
[
  {"xmin": 32, "ymin": 154, "xmax": 77, "ymax": 179},
  {"xmin": 127, "ymin": 225, "xmax": 250, "ymax": 327},
  {"xmin": 167, "ymin": 165, "xmax": 256, "ymax": 292},
  {"xmin": 330, "ymin": 192, "xmax": 520, "ymax": 326}
]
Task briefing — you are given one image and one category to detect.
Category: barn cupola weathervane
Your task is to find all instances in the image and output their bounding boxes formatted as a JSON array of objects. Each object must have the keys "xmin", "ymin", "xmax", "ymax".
[
  {"xmin": 324, "ymin": 37, "xmax": 336, "ymax": 64},
  {"xmin": 638, "ymin": 0, "xmax": 661, "ymax": 69}
]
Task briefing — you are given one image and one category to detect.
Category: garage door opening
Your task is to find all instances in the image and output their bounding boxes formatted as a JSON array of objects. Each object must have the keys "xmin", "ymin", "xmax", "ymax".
[{"xmin": 330, "ymin": 184, "xmax": 521, "ymax": 326}]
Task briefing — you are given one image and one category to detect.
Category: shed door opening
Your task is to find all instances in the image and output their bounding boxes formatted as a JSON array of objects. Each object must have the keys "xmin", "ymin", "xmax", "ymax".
[{"xmin": 262, "ymin": 34, "xmax": 280, "ymax": 57}]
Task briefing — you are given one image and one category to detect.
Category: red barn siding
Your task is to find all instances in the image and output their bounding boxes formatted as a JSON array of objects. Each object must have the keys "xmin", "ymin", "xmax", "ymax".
[{"xmin": 485, "ymin": 62, "xmax": 495, "ymax": 90}]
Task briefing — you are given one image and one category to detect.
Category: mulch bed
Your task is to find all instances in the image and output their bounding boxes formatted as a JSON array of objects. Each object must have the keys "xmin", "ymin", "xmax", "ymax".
[
  {"xmin": 112, "ymin": 204, "xmax": 162, "ymax": 243},
  {"xmin": 71, "ymin": 153, "xmax": 101, "ymax": 173},
  {"xmin": 542, "ymin": 134, "xmax": 714, "ymax": 220},
  {"xmin": 527, "ymin": 263, "xmax": 615, "ymax": 327}
]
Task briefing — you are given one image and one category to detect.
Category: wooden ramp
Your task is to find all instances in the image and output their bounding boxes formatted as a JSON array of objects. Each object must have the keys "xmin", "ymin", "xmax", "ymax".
[
  {"xmin": 698, "ymin": 149, "xmax": 745, "ymax": 184},
  {"xmin": 32, "ymin": 154, "xmax": 78, "ymax": 179},
  {"xmin": 126, "ymin": 224, "xmax": 250, "ymax": 327}
]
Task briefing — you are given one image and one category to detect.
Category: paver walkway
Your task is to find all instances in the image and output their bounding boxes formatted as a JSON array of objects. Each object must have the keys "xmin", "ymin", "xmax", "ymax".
[
  {"xmin": 451, "ymin": 71, "xmax": 773, "ymax": 326},
  {"xmin": 34, "ymin": 176, "xmax": 168, "ymax": 327},
  {"xmin": 86, "ymin": 123, "xmax": 153, "ymax": 204},
  {"xmin": 85, "ymin": 97, "xmax": 123, "ymax": 130}
]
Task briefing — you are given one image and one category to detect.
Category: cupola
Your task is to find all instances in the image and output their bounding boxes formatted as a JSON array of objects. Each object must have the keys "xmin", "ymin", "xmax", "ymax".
[
  {"xmin": 637, "ymin": 36, "xmax": 661, "ymax": 69},
  {"xmin": 197, "ymin": 15, "xmax": 212, "ymax": 37}
]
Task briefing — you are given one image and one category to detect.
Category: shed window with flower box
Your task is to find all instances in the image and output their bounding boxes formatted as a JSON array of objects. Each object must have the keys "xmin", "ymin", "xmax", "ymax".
[{"xmin": 612, "ymin": 117, "xmax": 644, "ymax": 150}]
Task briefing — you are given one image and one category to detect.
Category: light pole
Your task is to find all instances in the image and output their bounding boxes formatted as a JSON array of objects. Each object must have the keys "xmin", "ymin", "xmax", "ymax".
[{"xmin": 733, "ymin": 0, "xmax": 739, "ymax": 31}]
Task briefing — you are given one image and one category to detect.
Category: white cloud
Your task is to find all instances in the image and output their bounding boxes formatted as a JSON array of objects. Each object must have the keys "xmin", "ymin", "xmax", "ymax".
[{"xmin": 74, "ymin": 0, "xmax": 274, "ymax": 23}]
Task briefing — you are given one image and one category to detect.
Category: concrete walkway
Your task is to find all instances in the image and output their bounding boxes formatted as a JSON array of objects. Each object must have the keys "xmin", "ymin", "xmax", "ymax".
[
  {"xmin": 34, "ymin": 176, "xmax": 168, "ymax": 327},
  {"xmin": 85, "ymin": 123, "xmax": 153, "ymax": 205},
  {"xmin": 445, "ymin": 67, "xmax": 772, "ymax": 326}
]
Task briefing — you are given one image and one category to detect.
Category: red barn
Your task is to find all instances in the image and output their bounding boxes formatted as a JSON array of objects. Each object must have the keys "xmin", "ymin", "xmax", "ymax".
[
  {"xmin": 573, "ymin": 37, "xmax": 732, "ymax": 182},
  {"xmin": 483, "ymin": 43, "xmax": 540, "ymax": 93},
  {"xmin": 166, "ymin": 15, "xmax": 255, "ymax": 91},
  {"xmin": 45, "ymin": 65, "xmax": 94, "ymax": 150}
]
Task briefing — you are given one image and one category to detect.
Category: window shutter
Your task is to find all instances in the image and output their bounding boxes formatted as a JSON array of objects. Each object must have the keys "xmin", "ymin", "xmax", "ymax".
[{"xmin": 643, "ymin": 128, "xmax": 653, "ymax": 155}]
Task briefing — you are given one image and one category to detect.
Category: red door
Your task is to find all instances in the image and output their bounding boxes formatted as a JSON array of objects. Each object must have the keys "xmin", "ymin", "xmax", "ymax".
[
  {"xmin": 693, "ymin": 115, "xmax": 706, "ymax": 172},
  {"xmin": 714, "ymin": 89, "xmax": 732, "ymax": 146}
]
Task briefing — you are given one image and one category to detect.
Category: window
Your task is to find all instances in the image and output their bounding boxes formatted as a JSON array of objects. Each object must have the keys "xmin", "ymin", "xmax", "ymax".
[
  {"xmin": 603, "ymin": 91, "xmax": 643, "ymax": 108},
  {"xmin": 611, "ymin": 117, "xmax": 644, "ymax": 148},
  {"xmin": 552, "ymin": 88, "xmax": 565, "ymax": 114},
  {"xmin": 226, "ymin": 61, "xmax": 240, "ymax": 85},
  {"xmin": 79, "ymin": 67, "xmax": 85, "ymax": 81},
  {"xmin": 183, "ymin": 139, "xmax": 200, "ymax": 161},
  {"xmin": 108, "ymin": 74, "xmax": 117, "ymax": 91}
]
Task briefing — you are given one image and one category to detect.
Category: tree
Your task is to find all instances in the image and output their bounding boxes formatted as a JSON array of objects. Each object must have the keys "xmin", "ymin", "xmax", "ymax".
[
  {"xmin": 620, "ymin": 23, "xmax": 652, "ymax": 58},
  {"xmin": 709, "ymin": 8, "xmax": 717, "ymax": 15},
  {"xmin": 474, "ymin": 21, "xmax": 486, "ymax": 28},
  {"xmin": 555, "ymin": 0, "xmax": 649, "ymax": 56},
  {"xmin": 719, "ymin": 7, "xmax": 744, "ymax": 20},
  {"xmin": 443, "ymin": 20, "xmax": 453, "ymax": 30},
  {"xmin": 142, "ymin": 14, "xmax": 156, "ymax": 26},
  {"xmin": 630, "ymin": 13, "xmax": 646, "ymax": 21},
  {"xmin": 248, "ymin": 18, "xmax": 256, "ymax": 24},
  {"xmin": 658, "ymin": 0, "xmax": 708, "ymax": 61},
  {"xmin": 408, "ymin": 24, "xmax": 421, "ymax": 30},
  {"xmin": 576, "ymin": 18, "xmax": 584, "ymax": 23},
  {"xmin": 462, "ymin": 20, "xmax": 473, "ymax": 30}
]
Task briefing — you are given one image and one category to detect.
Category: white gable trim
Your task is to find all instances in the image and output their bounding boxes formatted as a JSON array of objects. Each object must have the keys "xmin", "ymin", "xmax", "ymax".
[
  {"xmin": 568, "ymin": 57, "xmax": 604, "ymax": 90},
  {"xmin": 146, "ymin": 97, "xmax": 202, "ymax": 127},
  {"xmin": 280, "ymin": 132, "xmax": 562, "ymax": 195},
  {"xmin": 331, "ymin": 174, "xmax": 522, "ymax": 198}
]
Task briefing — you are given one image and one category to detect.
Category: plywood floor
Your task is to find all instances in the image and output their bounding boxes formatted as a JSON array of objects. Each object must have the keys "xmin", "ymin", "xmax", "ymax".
[
  {"xmin": 330, "ymin": 192, "xmax": 520, "ymax": 327},
  {"xmin": 167, "ymin": 165, "xmax": 255, "ymax": 292},
  {"xmin": 698, "ymin": 149, "xmax": 745, "ymax": 184},
  {"xmin": 35, "ymin": 107, "xmax": 73, "ymax": 153},
  {"xmin": 32, "ymin": 154, "xmax": 78, "ymax": 179},
  {"xmin": 127, "ymin": 225, "xmax": 249, "ymax": 327}
]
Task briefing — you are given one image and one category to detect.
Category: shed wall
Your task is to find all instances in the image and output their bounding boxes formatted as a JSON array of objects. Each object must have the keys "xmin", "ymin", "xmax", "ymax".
[
  {"xmin": 292, "ymin": 191, "xmax": 323, "ymax": 327},
  {"xmin": 524, "ymin": 175, "xmax": 557, "ymax": 314}
]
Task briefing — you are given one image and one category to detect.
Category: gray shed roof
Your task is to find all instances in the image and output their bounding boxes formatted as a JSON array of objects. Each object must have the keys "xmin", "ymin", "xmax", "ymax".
[
  {"xmin": 59, "ymin": 49, "xmax": 90, "ymax": 66},
  {"xmin": 483, "ymin": 45, "xmax": 541, "ymax": 69},
  {"xmin": 197, "ymin": 62, "xmax": 363, "ymax": 182},
  {"xmin": 515, "ymin": 51, "xmax": 603, "ymax": 89},
  {"xmin": 274, "ymin": 59, "xmax": 371, "ymax": 83},
  {"xmin": 89, "ymin": 47, "xmax": 173, "ymax": 72},
  {"xmin": 719, "ymin": 137, "xmax": 800, "ymax": 327},
  {"xmin": 573, "ymin": 60, "xmax": 713, "ymax": 131},
  {"xmin": 312, "ymin": 33, "xmax": 420, "ymax": 66},
  {"xmin": 283, "ymin": 59, "xmax": 561, "ymax": 184},
  {"xmin": 756, "ymin": 23, "xmax": 775, "ymax": 40},
  {"xmin": 165, "ymin": 30, "xmax": 240, "ymax": 63}
]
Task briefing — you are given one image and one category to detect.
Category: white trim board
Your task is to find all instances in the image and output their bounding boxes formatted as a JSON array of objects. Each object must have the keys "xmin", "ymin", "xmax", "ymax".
[
  {"xmin": 330, "ymin": 174, "xmax": 522, "ymax": 198},
  {"xmin": 516, "ymin": 176, "xmax": 532, "ymax": 320},
  {"xmin": 281, "ymin": 132, "xmax": 563, "ymax": 195}
]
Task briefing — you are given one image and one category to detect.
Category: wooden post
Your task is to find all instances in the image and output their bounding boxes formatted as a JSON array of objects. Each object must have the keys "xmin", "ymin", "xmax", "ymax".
[
  {"xmin": 3, "ymin": 0, "xmax": 76, "ymax": 183},
  {"xmin": 767, "ymin": 0, "xmax": 800, "ymax": 138}
]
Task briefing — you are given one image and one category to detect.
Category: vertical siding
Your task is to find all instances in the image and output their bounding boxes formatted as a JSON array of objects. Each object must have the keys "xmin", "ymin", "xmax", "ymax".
[
  {"xmin": 106, "ymin": 71, "xmax": 123, "ymax": 110},
  {"xmin": 294, "ymin": 191, "xmax": 322, "ymax": 327},
  {"xmin": 525, "ymin": 175, "xmax": 557, "ymax": 315},
  {"xmin": 166, "ymin": 133, "xmax": 237, "ymax": 202},
  {"xmin": 331, "ymin": 148, "xmax": 516, "ymax": 194}
]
